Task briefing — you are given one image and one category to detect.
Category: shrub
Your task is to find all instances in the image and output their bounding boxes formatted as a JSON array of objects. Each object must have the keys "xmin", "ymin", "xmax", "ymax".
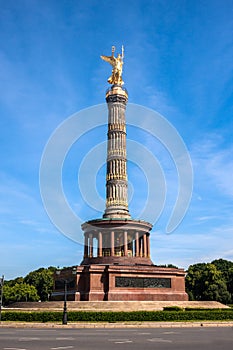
[
  {"xmin": 1, "ymin": 310, "xmax": 233, "ymax": 323},
  {"xmin": 185, "ymin": 308, "xmax": 232, "ymax": 312},
  {"xmin": 163, "ymin": 306, "xmax": 184, "ymax": 311}
]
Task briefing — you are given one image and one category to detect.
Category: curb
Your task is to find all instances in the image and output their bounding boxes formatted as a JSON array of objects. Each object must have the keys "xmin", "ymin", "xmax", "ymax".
[{"xmin": 1, "ymin": 321, "xmax": 233, "ymax": 328}]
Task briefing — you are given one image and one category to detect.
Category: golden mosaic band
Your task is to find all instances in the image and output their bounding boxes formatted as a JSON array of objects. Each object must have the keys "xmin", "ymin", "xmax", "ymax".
[
  {"xmin": 106, "ymin": 198, "xmax": 128, "ymax": 206},
  {"xmin": 108, "ymin": 149, "xmax": 126, "ymax": 157},
  {"xmin": 106, "ymin": 174, "xmax": 127, "ymax": 181},
  {"xmin": 109, "ymin": 124, "xmax": 126, "ymax": 132}
]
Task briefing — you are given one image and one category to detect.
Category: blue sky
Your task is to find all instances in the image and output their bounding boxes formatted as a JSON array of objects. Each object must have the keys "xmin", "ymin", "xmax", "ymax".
[{"xmin": 1, "ymin": 0, "xmax": 233, "ymax": 279}]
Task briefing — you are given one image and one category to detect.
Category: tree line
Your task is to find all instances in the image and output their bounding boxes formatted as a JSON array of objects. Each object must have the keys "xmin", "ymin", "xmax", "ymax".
[
  {"xmin": 186, "ymin": 258, "xmax": 233, "ymax": 304},
  {"xmin": 3, "ymin": 266, "xmax": 56, "ymax": 305},
  {"xmin": 2, "ymin": 259, "xmax": 233, "ymax": 305}
]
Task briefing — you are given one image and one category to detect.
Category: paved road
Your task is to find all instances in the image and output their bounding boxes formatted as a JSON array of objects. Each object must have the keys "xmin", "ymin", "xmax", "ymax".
[{"xmin": 0, "ymin": 327, "xmax": 232, "ymax": 350}]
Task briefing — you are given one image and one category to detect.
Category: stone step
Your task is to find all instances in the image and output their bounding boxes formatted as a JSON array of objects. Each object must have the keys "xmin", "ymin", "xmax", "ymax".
[{"xmin": 7, "ymin": 300, "xmax": 229, "ymax": 311}]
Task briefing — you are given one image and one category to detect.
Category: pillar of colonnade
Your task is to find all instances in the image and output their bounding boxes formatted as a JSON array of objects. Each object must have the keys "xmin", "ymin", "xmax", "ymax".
[{"xmin": 84, "ymin": 231, "xmax": 150, "ymax": 259}]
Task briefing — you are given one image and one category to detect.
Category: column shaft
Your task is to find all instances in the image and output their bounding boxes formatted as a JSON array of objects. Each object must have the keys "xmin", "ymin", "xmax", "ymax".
[
  {"xmin": 124, "ymin": 231, "xmax": 128, "ymax": 256},
  {"xmin": 139, "ymin": 236, "xmax": 143, "ymax": 257},
  {"xmin": 111, "ymin": 231, "xmax": 115, "ymax": 256},
  {"xmin": 89, "ymin": 234, "xmax": 93, "ymax": 258},
  {"xmin": 84, "ymin": 233, "xmax": 88, "ymax": 258},
  {"xmin": 147, "ymin": 234, "xmax": 150, "ymax": 258},
  {"xmin": 98, "ymin": 232, "xmax": 103, "ymax": 257},
  {"xmin": 135, "ymin": 232, "xmax": 139, "ymax": 257},
  {"xmin": 104, "ymin": 87, "xmax": 130, "ymax": 219},
  {"xmin": 143, "ymin": 234, "xmax": 147, "ymax": 257}
]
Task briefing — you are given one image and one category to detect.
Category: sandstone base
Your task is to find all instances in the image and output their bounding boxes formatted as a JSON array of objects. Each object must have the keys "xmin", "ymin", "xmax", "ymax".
[{"xmin": 52, "ymin": 264, "xmax": 188, "ymax": 302}]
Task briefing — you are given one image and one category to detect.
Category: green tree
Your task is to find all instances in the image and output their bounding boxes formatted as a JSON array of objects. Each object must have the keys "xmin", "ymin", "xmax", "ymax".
[
  {"xmin": 5, "ymin": 276, "xmax": 24, "ymax": 287},
  {"xmin": 185, "ymin": 263, "xmax": 207, "ymax": 300},
  {"xmin": 3, "ymin": 283, "xmax": 39, "ymax": 305},
  {"xmin": 203, "ymin": 281, "xmax": 231, "ymax": 303},
  {"xmin": 211, "ymin": 259, "xmax": 233, "ymax": 301},
  {"xmin": 186, "ymin": 262, "xmax": 231, "ymax": 304},
  {"xmin": 157, "ymin": 264, "xmax": 178, "ymax": 268},
  {"xmin": 24, "ymin": 267, "xmax": 55, "ymax": 301}
]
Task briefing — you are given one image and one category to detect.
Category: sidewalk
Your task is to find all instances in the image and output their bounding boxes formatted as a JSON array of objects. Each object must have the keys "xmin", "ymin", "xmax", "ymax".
[{"xmin": 1, "ymin": 321, "xmax": 233, "ymax": 328}]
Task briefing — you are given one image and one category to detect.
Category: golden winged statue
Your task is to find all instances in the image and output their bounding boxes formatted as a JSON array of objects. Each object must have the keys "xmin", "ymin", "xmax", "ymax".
[{"xmin": 101, "ymin": 46, "xmax": 124, "ymax": 85}]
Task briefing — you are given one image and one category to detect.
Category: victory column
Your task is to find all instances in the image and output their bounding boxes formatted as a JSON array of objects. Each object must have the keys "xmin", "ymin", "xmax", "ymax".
[{"xmin": 53, "ymin": 47, "xmax": 188, "ymax": 302}]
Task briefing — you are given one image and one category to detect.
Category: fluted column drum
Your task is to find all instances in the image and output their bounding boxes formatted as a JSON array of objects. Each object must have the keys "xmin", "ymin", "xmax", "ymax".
[{"xmin": 103, "ymin": 85, "xmax": 131, "ymax": 219}]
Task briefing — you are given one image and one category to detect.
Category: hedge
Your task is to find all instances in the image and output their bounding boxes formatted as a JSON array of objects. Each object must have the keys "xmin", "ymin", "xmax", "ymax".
[
  {"xmin": 185, "ymin": 308, "xmax": 233, "ymax": 312},
  {"xmin": 1, "ymin": 310, "xmax": 233, "ymax": 322},
  {"xmin": 163, "ymin": 306, "xmax": 184, "ymax": 311}
]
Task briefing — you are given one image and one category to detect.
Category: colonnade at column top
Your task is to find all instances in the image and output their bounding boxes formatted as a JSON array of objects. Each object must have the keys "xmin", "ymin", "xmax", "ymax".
[{"xmin": 84, "ymin": 229, "xmax": 150, "ymax": 259}]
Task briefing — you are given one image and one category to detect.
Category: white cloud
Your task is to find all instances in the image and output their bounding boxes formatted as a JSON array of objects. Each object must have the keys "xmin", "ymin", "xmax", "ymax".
[
  {"xmin": 150, "ymin": 221, "xmax": 233, "ymax": 269},
  {"xmin": 196, "ymin": 216, "xmax": 218, "ymax": 221},
  {"xmin": 191, "ymin": 134, "xmax": 233, "ymax": 198}
]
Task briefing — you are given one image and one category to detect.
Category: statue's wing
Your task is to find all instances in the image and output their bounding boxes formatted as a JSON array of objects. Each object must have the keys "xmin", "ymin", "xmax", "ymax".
[{"xmin": 100, "ymin": 55, "xmax": 115, "ymax": 65}]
